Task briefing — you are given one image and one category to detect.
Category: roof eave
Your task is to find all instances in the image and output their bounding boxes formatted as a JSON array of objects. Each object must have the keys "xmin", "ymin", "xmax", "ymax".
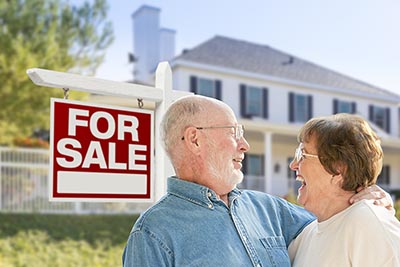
[{"xmin": 171, "ymin": 59, "xmax": 400, "ymax": 103}]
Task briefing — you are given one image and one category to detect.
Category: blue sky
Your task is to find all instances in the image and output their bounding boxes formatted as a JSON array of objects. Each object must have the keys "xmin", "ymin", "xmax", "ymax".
[{"xmin": 92, "ymin": 0, "xmax": 400, "ymax": 96}]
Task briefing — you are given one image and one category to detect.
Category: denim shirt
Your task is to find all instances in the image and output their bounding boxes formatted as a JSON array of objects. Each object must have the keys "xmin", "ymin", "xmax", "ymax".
[{"xmin": 123, "ymin": 177, "xmax": 314, "ymax": 267}]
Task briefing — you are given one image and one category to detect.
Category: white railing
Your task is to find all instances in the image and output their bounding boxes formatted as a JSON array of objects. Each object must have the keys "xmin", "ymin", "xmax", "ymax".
[{"xmin": 0, "ymin": 147, "xmax": 151, "ymax": 214}]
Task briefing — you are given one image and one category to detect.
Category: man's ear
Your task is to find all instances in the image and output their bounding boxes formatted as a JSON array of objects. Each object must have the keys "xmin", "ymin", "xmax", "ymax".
[{"xmin": 183, "ymin": 127, "xmax": 201, "ymax": 154}]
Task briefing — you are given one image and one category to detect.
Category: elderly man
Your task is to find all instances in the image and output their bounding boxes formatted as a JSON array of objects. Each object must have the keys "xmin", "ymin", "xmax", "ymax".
[{"xmin": 123, "ymin": 95, "xmax": 391, "ymax": 267}]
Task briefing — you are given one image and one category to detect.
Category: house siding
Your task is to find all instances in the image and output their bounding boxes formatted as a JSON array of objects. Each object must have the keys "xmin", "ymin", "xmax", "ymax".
[{"xmin": 172, "ymin": 64, "xmax": 400, "ymax": 196}]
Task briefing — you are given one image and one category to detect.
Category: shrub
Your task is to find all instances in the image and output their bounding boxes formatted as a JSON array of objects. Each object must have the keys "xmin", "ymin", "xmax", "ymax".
[
  {"xmin": 0, "ymin": 213, "xmax": 139, "ymax": 267},
  {"xmin": 13, "ymin": 137, "xmax": 49, "ymax": 149},
  {"xmin": 395, "ymin": 199, "xmax": 400, "ymax": 221}
]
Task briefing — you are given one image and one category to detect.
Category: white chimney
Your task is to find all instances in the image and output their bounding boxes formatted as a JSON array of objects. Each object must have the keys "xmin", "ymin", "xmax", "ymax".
[
  {"xmin": 132, "ymin": 5, "xmax": 176, "ymax": 85},
  {"xmin": 132, "ymin": 5, "xmax": 160, "ymax": 84},
  {"xmin": 159, "ymin": 28, "xmax": 176, "ymax": 62}
]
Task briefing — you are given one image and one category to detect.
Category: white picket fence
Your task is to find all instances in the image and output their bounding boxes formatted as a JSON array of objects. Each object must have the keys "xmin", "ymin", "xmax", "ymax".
[{"xmin": 0, "ymin": 147, "xmax": 151, "ymax": 214}]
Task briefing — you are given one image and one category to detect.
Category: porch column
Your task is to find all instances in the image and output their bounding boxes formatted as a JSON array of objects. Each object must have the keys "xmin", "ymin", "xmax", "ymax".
[{"xmin": 264, "ymin": 132, "xmax": 273, "ymax": 194}]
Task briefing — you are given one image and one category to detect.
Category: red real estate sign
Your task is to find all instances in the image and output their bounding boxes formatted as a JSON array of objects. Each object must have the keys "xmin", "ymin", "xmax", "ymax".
[{"xmin": 49, "ymin": 98, "xmax": 154, "ymax": 202}]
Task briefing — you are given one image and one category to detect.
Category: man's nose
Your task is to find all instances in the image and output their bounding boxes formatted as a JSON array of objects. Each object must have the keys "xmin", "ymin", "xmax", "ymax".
[{"xmin": 239, "ymin": 136, "xmax": 250, "ymax": 152}]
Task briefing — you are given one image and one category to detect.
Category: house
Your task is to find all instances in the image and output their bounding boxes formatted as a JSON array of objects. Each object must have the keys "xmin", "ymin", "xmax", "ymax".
[{"xmin": 130, "ymin": 5, "xmax": 400, "ymax": 197}]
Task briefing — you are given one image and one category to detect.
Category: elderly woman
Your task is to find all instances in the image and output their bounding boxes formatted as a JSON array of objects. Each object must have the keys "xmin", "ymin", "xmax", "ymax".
[{"xmin": 288, "ymin": 113, "xmax": 400, "ymax": 266}]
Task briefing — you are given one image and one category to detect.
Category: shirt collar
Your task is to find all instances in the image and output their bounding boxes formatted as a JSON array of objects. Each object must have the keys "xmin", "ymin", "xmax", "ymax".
[{"xmin": 167, "ymin": 176, "xmax": 241, "ymax": 208}]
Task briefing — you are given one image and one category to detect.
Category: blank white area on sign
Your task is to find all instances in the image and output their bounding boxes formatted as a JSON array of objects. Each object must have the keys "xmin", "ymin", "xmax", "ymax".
[{"xmin": 57, "ymin": 171, "xmax": 147, "ymax": 194}]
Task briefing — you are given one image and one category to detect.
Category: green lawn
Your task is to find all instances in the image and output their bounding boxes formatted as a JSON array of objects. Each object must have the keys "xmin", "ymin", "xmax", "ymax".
[
  {"xmin": 1, "ymin": 202, "xmax": 399, "ymax": 267},
  {"xmin": 0, "ymin": 213, "xmax": 139, "ymax": 267}
]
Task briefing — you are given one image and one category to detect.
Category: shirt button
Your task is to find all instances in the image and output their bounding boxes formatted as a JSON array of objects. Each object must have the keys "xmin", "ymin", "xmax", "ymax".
[
  {"xmin": 256, "ymin": 264, "xmax": 261, "ymax": 267},
  {"xmin": 243, "ymin": 236, "xmax": 247, "ymax": 242},
  {"xmin": 207, "ymin": 192, "xmax": 212, "ymax": 197},
  {"xmin": 208, "ymin": 203, "xmax": 213, "ymax": 209}
]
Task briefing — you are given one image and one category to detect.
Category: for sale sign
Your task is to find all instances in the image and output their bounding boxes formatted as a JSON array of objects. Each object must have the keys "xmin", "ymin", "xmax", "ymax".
[{"xmin": 49, "ymin": 98, "xmax": 154, "ymax": 202}]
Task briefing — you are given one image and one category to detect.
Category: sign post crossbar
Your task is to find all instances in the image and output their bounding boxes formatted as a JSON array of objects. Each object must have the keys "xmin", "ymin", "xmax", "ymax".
[{"xmin": 27, "ymin": 62, "xmax": 191, "ymax": 202}]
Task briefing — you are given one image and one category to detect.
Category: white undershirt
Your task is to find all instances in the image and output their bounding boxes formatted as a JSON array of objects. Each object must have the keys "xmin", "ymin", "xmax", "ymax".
[{"xmin": 288, "ymin": 200, "xmax": 400, "ymax": 267}]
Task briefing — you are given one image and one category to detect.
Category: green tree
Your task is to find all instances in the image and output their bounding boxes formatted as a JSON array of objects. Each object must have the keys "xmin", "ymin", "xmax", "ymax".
[{"xmin": 0, "ymin": 0, "xmax": 114, "ymax": 145}]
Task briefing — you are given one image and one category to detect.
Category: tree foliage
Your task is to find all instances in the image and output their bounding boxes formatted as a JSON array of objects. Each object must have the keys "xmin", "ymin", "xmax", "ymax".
[{"xmin": 0, "ymin": 0, "xmax": 114, "ymax": 145}]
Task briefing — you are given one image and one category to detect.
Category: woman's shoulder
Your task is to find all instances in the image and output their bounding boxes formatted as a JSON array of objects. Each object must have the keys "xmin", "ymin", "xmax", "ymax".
[
  {"xmin": 347, "ymin": 199, "xmax": 391, "ymax": 218},
  {"xmin": 344, "ymin": 199, "xmax": 400, "ymax": 233}
]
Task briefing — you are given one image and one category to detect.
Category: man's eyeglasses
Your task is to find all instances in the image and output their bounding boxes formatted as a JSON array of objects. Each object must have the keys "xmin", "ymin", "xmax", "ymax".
[
  {"xmin": 294, "ymin": 143, "xmax": 319, "ymax": 162},
  {"xmin": 181, "ymin": 125, "xmax": 245, "ymax": 141}
]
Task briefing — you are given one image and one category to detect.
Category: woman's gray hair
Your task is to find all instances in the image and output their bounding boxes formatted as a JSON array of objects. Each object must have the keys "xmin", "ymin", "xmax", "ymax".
[{"xmin": 298, "ymin": 113, "xmax": 383, "ymax": 191}]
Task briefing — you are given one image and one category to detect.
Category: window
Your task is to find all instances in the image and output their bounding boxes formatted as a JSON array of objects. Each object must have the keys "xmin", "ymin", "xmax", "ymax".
[
  {"xmin": 377, "ymin": 165, "xmax": 390, "ymax": 189},
  {"xmin": 247, "ymin": 86, "xmax": 263, "ymax": 116},
  {"xmin": 190, "ymin": 76, "xmax": 221, "ymax": 99},
  {"xmin": 333, "ymin": 99, "xmax": 356, "ymax": 114},
  {"xmin": 369, "ymin": 105, "xmax": 391, "ymax": 133},
  {"xmin": 289, "ymin": 92, "xmax": 313, "ymax": 123},
  {"xmin": 240, "ymin": 84, "xmax": 268, "ymax": 119},
  {"xmin": 287, "ymin": 157, "xmax": 295, "ymax": 179},
  {"xmin": 246, "ymin": 155, "xmax": 264, "ymax": 176},
  {"xmin": 239, "ymin": 154, "xmax": 265, "ymax": 191}
]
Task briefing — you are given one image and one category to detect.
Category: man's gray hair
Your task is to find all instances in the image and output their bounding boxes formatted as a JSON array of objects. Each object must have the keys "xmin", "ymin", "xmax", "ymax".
[{"xmin": 160, "ymin": 95, "xmax": 210, "ymax": 159}]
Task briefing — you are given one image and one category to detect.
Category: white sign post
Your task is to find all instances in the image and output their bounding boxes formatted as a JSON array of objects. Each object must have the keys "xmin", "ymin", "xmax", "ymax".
[{"xmin": 27, "ymin": 62, "xmax": 191, "ymax": 202}]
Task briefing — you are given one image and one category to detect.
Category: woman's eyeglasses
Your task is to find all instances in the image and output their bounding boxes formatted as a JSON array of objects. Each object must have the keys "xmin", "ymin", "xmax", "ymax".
[{"xmin": 294, "ymin": 143, "xmax": 319, "ymax": 162}]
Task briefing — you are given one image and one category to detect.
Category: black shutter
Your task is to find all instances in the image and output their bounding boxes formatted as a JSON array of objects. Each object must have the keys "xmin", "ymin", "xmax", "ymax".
[
  {"xmin": 369, "ymin": 105, "xmax": 374, "ymax": 121},
  {"xmin": 190, "ymin": 76, "xmax": 197, "ymax": 94},
  {"xmin": 351, "ymin": 102, "xmax": 357, "ymax": 114},
  {"xmin": 379, "ymin": 165, "xmax": 391, "ymax": 185},
  {"xmin": 289, "ymin": 92, "xmax": 294, "ymax": 122},
  {"xmin": 215, "ymin": 80, "xmax": 222, "ymax": 100},
  {"xmin": 242, "ymin": 155, "xmax": 248, "ymax": 175},
  {"xmin": 333, "ymin": 99, "xmax": 338, "ymax": 114},
  {"xmin": 240, "ymin": 84, "xmax": 247, "ymax": 118},
  {"xmin": 262, "ymin": 88, "xmax": 268, "ymax": 119},
  {"xmin": 385, "ymin": 108, "xmax": 391, "ymax": 133},
  {"xmin": 307, "ymin": 95, "xmax": 313, "ymax": 120},
  {"xmin": 261, "ymin": 155, "xmax": 265, "ymax": 176}
]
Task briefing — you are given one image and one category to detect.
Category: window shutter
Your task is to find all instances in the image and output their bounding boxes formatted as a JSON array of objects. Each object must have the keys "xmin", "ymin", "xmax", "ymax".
[
  {"xmin": 190, "ymin": 76, "xmax": 197, "ymax": 94},
  {"xmin": 289, "ymin": 92, "xmax": 294, "ymax": 122},
  {"xmin": 262, "ymin": 88, "xmax": 268, "ymax": 119},
  {"xmin": 240, "ymin": 84, "xmax": 247, "ymax": 118},
  {"xmin": 369, "ymin": 105, "xmax": 374, "ymax": 121},
  {"xmin": 261, "ymin": 155, "xmax": 265, "ymax": 176},
  {"xmin": 351, "ymin": 102, "xmax": 357, "ymax": 114},
  {"xmin": 333, "ymin": 99, "xmax": 338, "ymax": 114},
  {"xmin": 386, "ymin": 108, "xmax": 391, "ymax": 133},
  {"xmin": 242, "ymin": 155, "xmax": 248, "ymax": 175},
  {"xmin": 215, "ymin": 80, "xmax": 222, "ymax": 100},
  {"xmin": 379, "ymin": 165, "xmax": 391, "ymax": 185},
  {"xmin": 307, "ymin": 95, "xmax": 313, "ymax": 120}
]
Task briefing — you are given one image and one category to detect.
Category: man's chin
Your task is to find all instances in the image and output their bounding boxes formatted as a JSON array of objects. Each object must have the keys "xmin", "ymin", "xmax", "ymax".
[{"xmin": 233, "ymin": 172, "xmax": 244, "ymax": 184}]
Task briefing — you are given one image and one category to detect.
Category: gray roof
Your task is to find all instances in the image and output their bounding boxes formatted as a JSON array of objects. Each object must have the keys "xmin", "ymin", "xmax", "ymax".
[{"xmin": 175, "ymin": 36, "xmax": 400, "ymax": 100}]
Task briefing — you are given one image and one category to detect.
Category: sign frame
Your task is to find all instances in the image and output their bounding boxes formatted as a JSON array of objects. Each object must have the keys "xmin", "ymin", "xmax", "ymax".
[{"xmin": 49, "ymin": 98, "xmax": 154, "ymax": 202}]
